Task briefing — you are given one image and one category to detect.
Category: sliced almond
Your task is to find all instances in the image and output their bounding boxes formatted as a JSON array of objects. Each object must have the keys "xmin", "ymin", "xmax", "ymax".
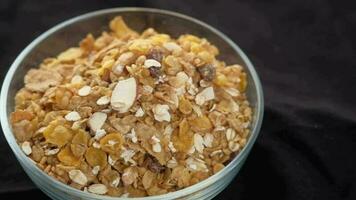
[
  {"xmin": 96, "ymin": 96, "xmax": 110, "ymax": 105},
  {"xmin": 144, "ymin": 59, "xmax": 161, "ymax": 68},
  {"xmin": 21, "ymin": 141, "xmax": 32, "ymax": 155},
  {"xmin": 194, "ymin": 134, "xmax": 204, "ymax": 153},
  {"xmin": 229, "ymin": 141, "xmax": 240, "ymax": 152},
  {"xmin": 226, "ymin": 128, "xmax": 236, "ymax": 141},
  {"xmin": 163, "ymin": 42, "xmax": 182, "ymax": 52},
  {"xmin": 88, "ymin": 184, "xmax": 108, "ymax": 195},
  {"xmin": 224, "ymin": 87, "xmax": 240, "ymax": 97},
  {"xmin": 113, "ymin": 64, "xmax": 124, "ymax": 75},
  {"xmin": 111, "ymin": 77, "xmax": 137, "ymax": 113},
  {"xmin": 94, "ymin": 129, "xmax": 106, "ymax": 140},
  {"xmin": 152, "ymin": 104, "xmax": 170, "ymax": 122},
  {"xmin": 134, "ymin": 107, "xmax": 145, "ymax": 117},
  {"xmin": 69, "ymin": 169, "xmax": 88, "ymax": 186},
  {"xmin": 92, "ymin": 166, "xmax": 100, "ymax": 175},
  {"xmin": 195, "ymin": 86, "xmax": 215, "ymax": 105},
  {"xmin": 168, "ymin": 141, "xmax": 177, "ymax": 153},
  {"xmin": 88, "ymin": 112, "xmax": 107, "ymax": 132},
  {"xmin": 45, "ymin": 148, "xmax": 60, "ymax": 156},
  {"xmin": 142, "ymin": 85, "xmax": 154, "ymax": 94},
  {"xmin": 65, "ymin": 111, "xmax": 81, "ymax": 121},
  {"xmin": 203, "ymin": 133, "xmax": 214, "ymax": 148},
  {"xmin": 71, "ymin": 75, "xmax": 83, "ymax": 84},
  {"xmin": 78, "ymin": 85, "xmax": 91, "ymax": 96},
  {"xmin": 152, "ymin": 142, "xmax": 162, "ymax": 153}
]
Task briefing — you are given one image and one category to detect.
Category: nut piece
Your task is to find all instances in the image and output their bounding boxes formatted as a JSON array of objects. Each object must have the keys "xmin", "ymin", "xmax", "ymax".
[
  {"xmin": 152, "ymin": 104, "xmax": 170, "ymax": 122},
  {"xmin": 203, "ymin": 133, "xmax": 214, "ymax": 148},
  {"xmin": 94, "ymin": 129, "xmax": 106, "ymax": 140},
  {"xmin": 163, "ymin": 42, "xmax": 182, "ymax": 52},
  {"xmin": 69, "ymin": 169, "xmax": 88, "ymax": 186},
  {"xmin": 88, "ymin": 184, "xmax": 108, "ymax": 195},
  {"xmin": 45, "ymin": 148, "xmax": 60, "ymax": 156},
  {"xmin": 88, "ymin": 112, "xmax": 107, "ymax": 132},
  {"xmin": 111, "ymin": 77, "xmax": 137, "ymax": 113},
  {"xmin": 92, "ymin": 166, "xmax": 100, "ymax": 175},
  {"xmin": 78, "ymin": 85, "xmax": 91, "ymax": 96},
  {"xmin": 65, "ymin": 111, "xmax": 81, "ymax": 122},
  {"xmin": 195, "ymin": 87, "xmax": 215, "ymax": 105},
  {"xmin": 194, "ymin": 134, "xmax": 204, "ymax": 153},
  {"xmin": 229, "ymin": 141, "xmax": 240, "ymax": 152},
  {"xmin": 96, "ymin": 96, "xmax": 110, "ymax": 105},
  {"xmin": 21, "ymin": 141, "xmax": 32, "ymax": 155},
  {"xmin": 113, "ymin": 64, "xmax": 124, "ymax": 75},
  {"xmin": 71, "ymin": 75, "xmax": 83, "ymax": 84},
  {"xmin": 226, "ymin": 128, "xmax": 236, "ymax": 141},
  {"xmin": 144, "ymin": 59, "xmax": 161, "ymax": 68},
  {"xmin": 224, "ymin": 88, "xmax": 240, "ymax": 97},
  {"xmin": 134, "ymin": 107, "xmax": 145, "ymax": 117}
]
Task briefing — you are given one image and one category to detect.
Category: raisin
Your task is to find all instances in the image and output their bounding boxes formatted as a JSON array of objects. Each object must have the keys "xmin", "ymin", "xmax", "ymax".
[
  {"xmin": 197, "ymin": 64, "xmax": 216, "ymax": 81},
  {"xmin": 147, "ymin": 48, "xmax": 164, "ymax": 62},
  {"xmin": 143, "ymin": 155, "xmax": 165, "ymax": 173},
  {"xmin": 148, "ymin": 67, "xmax": 162, "ymax": 78}
]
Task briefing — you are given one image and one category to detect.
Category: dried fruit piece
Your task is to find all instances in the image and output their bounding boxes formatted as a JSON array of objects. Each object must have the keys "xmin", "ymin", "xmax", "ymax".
[
  {"xmin": 85, "ymin": 147, "xmax": 107, "ymax": 168},
  {"xmin": 43, "ymin": 123, "xmax": 73, "ymax": 147},
  {"xmin": 99, "ymin": 133, "xmax": 123, "ymax": 154},
  {"xmin": 111, "ymin": 77, "xmax": 137, "ymax": 113},
  {"xmin": 197, "ymin": 64, "xmax": 216, "ymax": 81}
]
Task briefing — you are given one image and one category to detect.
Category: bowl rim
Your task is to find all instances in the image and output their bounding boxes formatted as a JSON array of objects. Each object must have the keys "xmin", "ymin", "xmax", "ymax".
[{"xmin": 0, "ymin": 7, "xmax": 264, "ymax": 199}]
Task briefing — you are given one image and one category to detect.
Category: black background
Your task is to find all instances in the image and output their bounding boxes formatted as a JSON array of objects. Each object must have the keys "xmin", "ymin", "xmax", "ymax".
[{"xmin": 0, "ymin": 0, "xmax": 355, "ymax": 199}]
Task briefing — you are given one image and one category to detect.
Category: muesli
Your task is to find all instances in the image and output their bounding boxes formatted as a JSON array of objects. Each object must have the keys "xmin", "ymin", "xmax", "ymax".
[{"xmin": 11, "ymin": 16, "xmax": 252, "ymax": 197}]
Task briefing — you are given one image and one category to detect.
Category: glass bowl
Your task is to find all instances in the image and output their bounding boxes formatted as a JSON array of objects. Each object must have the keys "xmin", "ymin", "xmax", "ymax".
[{"xmin": 0, "ymin": 7, "xmax": 263, "ymax": 200}]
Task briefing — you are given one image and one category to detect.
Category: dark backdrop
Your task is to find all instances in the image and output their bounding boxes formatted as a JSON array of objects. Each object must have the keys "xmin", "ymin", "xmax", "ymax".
[{"xmin": 0, "ymin": 0, "xmax": 355, "ymax": 199}]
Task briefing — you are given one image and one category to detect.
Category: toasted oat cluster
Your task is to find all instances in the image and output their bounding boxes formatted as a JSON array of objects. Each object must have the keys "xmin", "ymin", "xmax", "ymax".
[{"xmin": 10, "ymin": 16, "xmax": 252, "ymax": 197}]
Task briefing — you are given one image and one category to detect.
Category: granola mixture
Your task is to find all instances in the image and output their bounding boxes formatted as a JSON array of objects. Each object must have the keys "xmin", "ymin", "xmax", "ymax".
[{"xmin": 10, "ymin": 16, "xmax": 252, "ymax": 197}]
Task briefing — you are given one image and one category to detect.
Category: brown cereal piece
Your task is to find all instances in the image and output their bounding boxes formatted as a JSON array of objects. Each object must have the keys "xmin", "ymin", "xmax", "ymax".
[
  {"xmin": 85, "ymin": 147, "xmax": 108, "ymax": 169},
  {"xmin": 57, "ymin": 145, "xmax": 81, "ymax": 166},
  {"xmin": 43, "ymin": 122, "xmax": 73, "ymax": 147},
  {"xmin": 109, "ymin": 16, "xmax": 138, "ymax": 39},
  {"xmin": 189, "ymin": 115, "xmax": 213, "ymax": 132},
  {"xmin": 99, "ymin": 133, "xmax": 124, "ymax": 155},
  {"xmin": 57, "ymin": 48, "xmax": 83, "ymax": 62},
  {"xmin": 24, "ymin": 69, "xmax": 63, "ymax": 92},
  {"xmin": 10, "ymin": 110, "xmax": 34, "ymax": 124},
  {"xmin": 12, "ymin": 119, "xmax": 36, "ymax": 142},
  {"xmin": 80, "ymin": 34, "xmax": 95, "ymax": 52}
]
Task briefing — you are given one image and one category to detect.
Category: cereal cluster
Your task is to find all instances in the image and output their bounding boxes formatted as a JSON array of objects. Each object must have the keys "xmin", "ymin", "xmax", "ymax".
[{"xmin": 11, "ymin": 16, "xmax": 252, "ymax": 197}]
